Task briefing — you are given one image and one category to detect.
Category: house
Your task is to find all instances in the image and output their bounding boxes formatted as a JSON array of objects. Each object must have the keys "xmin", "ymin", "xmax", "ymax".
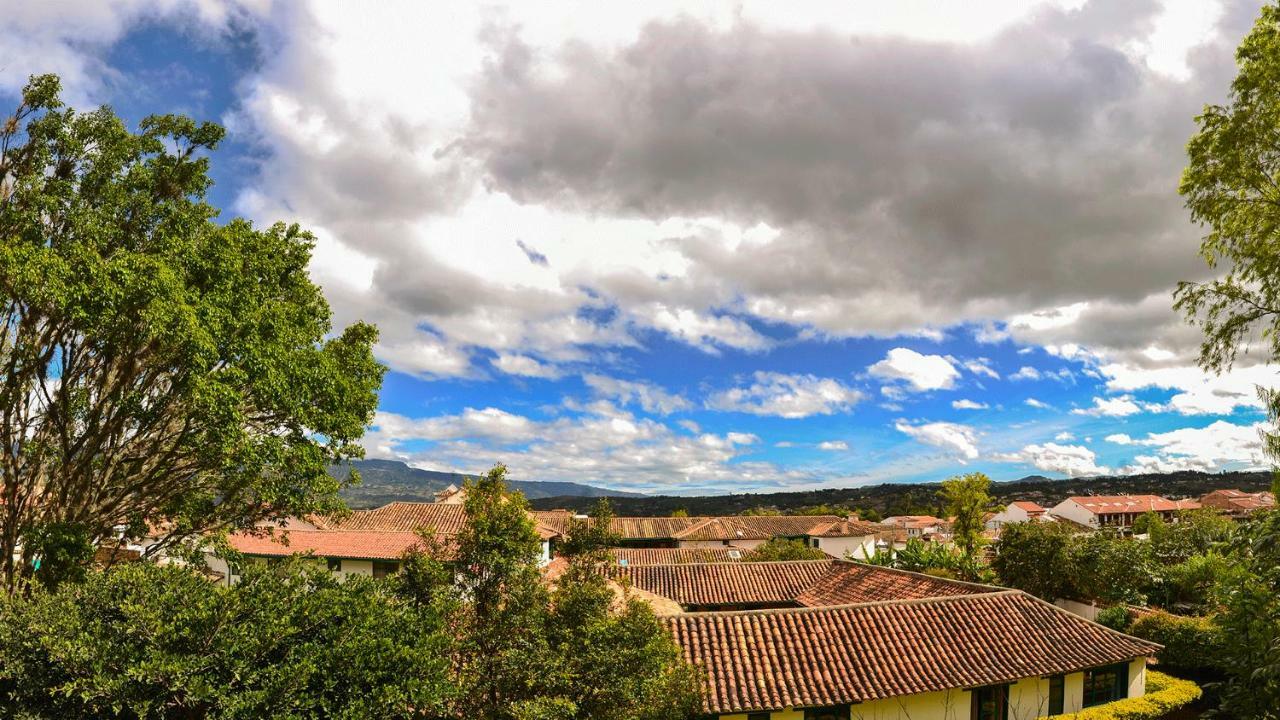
[
  {"xmin": 209, "ymin": 500, "xmax": 564, "ymax": 583},
  {"xmin": 609, "ymin": 558, "xmax": 994, "ymax": 613},
  {"xmin": 433, "ymin": 484, "xmax": 467, "ymax": 504},
  {"xmin": 985, "ymin": 500, "xmax": 1048, "ymax": 530},
  {"xmin": 572, "ymin": 514, "xmax": 884, "ymax": 557},
  {"xmin": 881, "ymin": 515, "xmax": 949, "ymax": 538},
  {"xmin": 215, "ymin": 529, "xmax": 429, "ymax": 584},
  {"xmin": 1200, "ymin": 488, "xmax": 1275, "ymax": 518},
  {"xmin": 666, "ymin": 590, "xmax": 1160, "ymax": 719},
  {"xmin": 1050, "ymin": 495, "xmax": 1200, "ymax": 529}
]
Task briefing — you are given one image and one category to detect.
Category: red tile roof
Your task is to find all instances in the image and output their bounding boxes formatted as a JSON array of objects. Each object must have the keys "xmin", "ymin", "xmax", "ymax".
[
  {"xmin": 316, "ymin": 502, "xmax": 561, "ymax": 539},
  {"xmin": 227, "ymin": 530, "xmax": 429, "ymax": 561},
  {"xmin": 1200, "ymin": 489, "xmax": 1275, "ymax": 513},
  {"xmin": 1068, "ymin": 495, "xmax": 1200, "ymax": 514},
  {"xmin": 610, "ymin": 547, "xmax": 746, "ymax": 565},
  {"xmin": 1011, "ymin": 501, "xmax": 1046, "ymax": 513},
  {"xmin": 611, "ymin": 560, "xmax": 836, "ymax": 607},
  {"xmin": 794, "ymin": 564, "xmax": 997, "ymax": 607},
  {"xmin": 665, "ymin": 591, "xmax": 1161, "ymax": 714}
]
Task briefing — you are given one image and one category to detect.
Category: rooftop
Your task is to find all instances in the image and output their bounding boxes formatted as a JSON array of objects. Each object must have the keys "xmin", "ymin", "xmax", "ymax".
[
  {"xmin": 227, "ymin": 529, "xmax": 428, "ymax": 561},
  {"xmin": 665, "ymin": 590, "xmax": 1161, "ymax": 714},
  {"xmin": 1067, "ymin": 495, "xmax": 1201, "ymax": 513},
  {"xmin": 609, "ymin": 547, "xmax": 746, "ymax": 565}
]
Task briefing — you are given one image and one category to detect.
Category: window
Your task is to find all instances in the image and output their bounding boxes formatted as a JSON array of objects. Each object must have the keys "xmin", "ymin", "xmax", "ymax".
[
  {"xmin": 803, "ymin": 706, "xmax": 849, "ymax": 720},
  {"xmin": 748, "ymin": 713, "xmax": 771, "ymax": 720},
  {"xmin": 1048, "ymin": 675, "xmax": 1065, "ymax": 716},
  {"xmin": 1083, "ymin": 664, "xmax": 1128, "ymax": 708},
  {"xmin": 372, "ymin": 561, "xmax": 399, "ymax": 579},
  {"xmin": 971, "ymin": 684, "xmax": 1008, "ymax": 720},
  {"xmin": 326, "ymin": 558, "xmax": 341, "ymax": 572}
]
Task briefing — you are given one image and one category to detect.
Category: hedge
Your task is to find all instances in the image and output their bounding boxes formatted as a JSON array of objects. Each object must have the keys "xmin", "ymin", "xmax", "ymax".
[
  {"xmin": 1127, "ymin": 611, "xmax": 1223, "ymax": 675},
  {"xmin": 1046, "ymin": 671, "xmax": 1201, "ymax": 720}
]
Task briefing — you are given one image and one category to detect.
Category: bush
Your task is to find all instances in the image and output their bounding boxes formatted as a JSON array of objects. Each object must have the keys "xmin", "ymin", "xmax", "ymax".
[
  {"xmin": 1046, "ymin": 671, "xmax": 1201, "ymax": 719},
  {"xmin": 1095, "ymin": 605, "xmax": 1132, "ymax": 632},
  {"xmin": 1127, "ymin": 612, "xmax": 1224, "ymax": 676}
]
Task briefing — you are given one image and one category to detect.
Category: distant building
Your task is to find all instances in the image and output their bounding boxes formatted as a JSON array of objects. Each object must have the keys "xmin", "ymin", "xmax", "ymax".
[
  {"xmin": 1050, "ymin": 495, "xmax": 1200, "ymax": 530},
  {"xmin": 570, "ymin": 514, "xmax": 885, "ymax": 558},
  {"xmin": 985, "ymin": 501, "xmax": 1049, "ymax": 531},
  {"xmin": 1200, "ymin": 488, "xmax": 1275, "ymax": 518},
  {"xmin": 881, "ymin": 515, "xmax": 949, "ymax": 538},
  {"xmin": 433, "ymin": 484, "xmax": 466, "ymax": 504}
]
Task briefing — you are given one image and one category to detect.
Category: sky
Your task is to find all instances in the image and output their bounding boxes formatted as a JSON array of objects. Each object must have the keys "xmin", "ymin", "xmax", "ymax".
[{"xmin": 2, "ymin": 0, "xmax": 1276, "ymax": 494}]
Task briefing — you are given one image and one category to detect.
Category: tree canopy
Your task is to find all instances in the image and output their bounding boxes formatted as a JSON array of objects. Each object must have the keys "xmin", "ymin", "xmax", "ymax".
[{"xmin": 0, "ymin": 75, "xmax": 383, "ymax": 589}]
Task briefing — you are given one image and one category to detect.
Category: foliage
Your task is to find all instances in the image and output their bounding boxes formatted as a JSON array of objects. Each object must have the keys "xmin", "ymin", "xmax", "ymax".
[
  {"xmin": 0, "ymin": 561, "xmax": 452, "ymax": 719},
  {"xmin": 1128, "ymin": 611, "xmax": 1224, "ymax": 677},
  {"xmin": 744, "ymin": 538, "xmax": 827, "ymax": 562},
  {"xmin": 1095, "ymin": 605, "xmax": 1132, "ymax": 633},
  {"xmin": 25, "ymin": 521, "xmax": 95, "ymax": 590},
  {"xmin": 862, "ymin": 538, "xmax": 992, "ymax": 581},
  {"xmin": 1209, "ymin": 509, "xmax": 1280, "ymax": 717},
  {"xmin": 398, "ymin": 465, "xmax": 701, "ymax": 720},
  {"xmin": 938, "ymin": 472, "xmax": 1000, "ymax": 572},
  {"xmin": 991, "ymin": 521, "xmax": 1075, "ymax": 601},
  {"xmin": 1145, "ymin": 509, "xmax": 1236, "ymax": 565},
  {"xmin": 1044, "ymin": 671, "xmax": 1201, "ymax": 720},
  {"xmin": 1069, "ymin": 532, "xmax": 1157, "ymax": 606},
  {"xmin": 0, "ymin": 75, "xmax": 384, "ymax": 590}
]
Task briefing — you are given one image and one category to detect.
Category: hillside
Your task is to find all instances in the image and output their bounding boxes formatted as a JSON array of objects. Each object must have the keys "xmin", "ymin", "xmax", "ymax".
[
  {"xmin": 332, "ymin": 459, "xmax": 639, "ymax": 508},
  {"xmin": 525, "ymin": 469, "xmax": 1275, "ymax": 516}
]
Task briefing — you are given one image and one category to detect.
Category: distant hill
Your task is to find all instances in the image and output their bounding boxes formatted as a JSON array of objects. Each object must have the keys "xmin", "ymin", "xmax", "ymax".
[
  {"xmin": 526, "ymin": 469, "xmax": 1275, "ymax": 517},
  {"xmin": 332, "ymin": 459, "xmax": 640, "ymax": 508}
]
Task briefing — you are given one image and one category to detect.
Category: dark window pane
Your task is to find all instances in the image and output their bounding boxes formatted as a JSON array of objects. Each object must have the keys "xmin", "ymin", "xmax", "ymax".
[
  {"xmin": 803, "ymin": 705, "xmax": 850, "ymax": 720},
  {"xmin": 1083, "ymin": 664, "xmax": 1128, "ymax": 708},
  {"xmin": 748, "ymin": 713, "xmax": 770, "ymax": 720},
  {"xmin": 971, "ymin": 685, "xmax": 1008, "ymax": 720},
  {"xmin": 1049, "ymin": 674, "xmax": 1065, "ymax": 715}
]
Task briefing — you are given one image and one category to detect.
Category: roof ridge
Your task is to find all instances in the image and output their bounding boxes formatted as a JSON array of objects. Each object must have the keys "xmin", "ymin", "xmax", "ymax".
[
  {"xmin": 830, "ymin": 559, "xmax": 1008, "ymax": 592},
  {"xmin": 625, "ymin": 558, "xmax": 834, "ymax": 569},
  {"xmin": 1013, "ymin": 592, "xmax": 1164, "ymax": 652},
  {"xmin": 674, "ymin": 588, "xmax": 1025, "ymax": 618}
]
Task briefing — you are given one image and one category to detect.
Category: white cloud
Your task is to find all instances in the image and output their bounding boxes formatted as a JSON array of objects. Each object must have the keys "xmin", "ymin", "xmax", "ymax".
[
  {"xmin": 1099, "ymin": 362, "xmax": 1278, "ymax": 415},
  {"xmin": 993, "ymin": 442, "xmax": 1109, "ymax": 477},
  {"xmin": 894, "ymin": 420, "xmax": 979, "ymax": 460},
  {"xmin": 707, "ymin": 372, "xmax": 864, "ymax": 418},
  {"xmin": 1118, "ymin": 420, "xmax": 1267, "ymax": 474},
  {"xmin": 1071, "ymin": 395, "xmax": 1145, "ymax": 417},
  {"xmin": 364, "ymin": 405, "xmax": 788, "ymax": 490},
  {"xmin": 963, "ymin": 358, "xmax": 1000, "ymax": 380},
  {"xmin": 952, "ymin": 399, "xmax": 988, "ymax": 410},
  {"xmin": 817, "ymin": 440, "xmax": 849, "ymax": 451},
  {"xmin": 492, "ymin": 353, "xmax": 561, "ymax": 379},
  {"xmin": 868, "ymin": 348, "xmax": 960, "ymax": 392},
  {"xmin": 1010, "ymin": 366, "xmax": 1042, "ymax": 381},
  {"xmin": 582, "ymin": 374, "xmax": 690, "ymax": 415},
  {"xmin": 1106, "ymin": 433, "xmax": 1135, "ymax": 445},
  {"xmin": 1054, "ymin": 431, "xmax": 1075, "ymax": 441},
  {"xmin": 1025, "ymin": 398, "xmax": 1050, "ymax": 409}
]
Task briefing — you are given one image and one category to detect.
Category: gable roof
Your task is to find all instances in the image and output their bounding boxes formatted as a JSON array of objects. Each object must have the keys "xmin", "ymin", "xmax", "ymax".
[
  {"xmin": 609, "ymin": 547, "xmax": 746, "ymax": 565},
  {"xmin": 611, "ymin": 560, "xmax": 836, "ymax": 607},
  {"xmin": 227, "ymin": 530, "xmax": 428, "ymax": 561},
  {"xmin": 1067, "ymin": 495, "xmax": 1201, "ymax": 514},
  {"xmin": 665, "ymin": 590, "xmax": 1161, "ymax": 714},
  {"xmin": 1011, "ymin": 501, "xmax": 1046, "ymax": 513},
  {"xmin": 794, "ymin": 563, "xmax": 997, "ymax": 607},
  {"xmin": 314, "ymin": 501, "xmax": 561, "ymax": 539}
]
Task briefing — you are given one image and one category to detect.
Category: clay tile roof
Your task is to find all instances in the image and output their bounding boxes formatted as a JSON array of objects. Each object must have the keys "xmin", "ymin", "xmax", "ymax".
[
  {"xmin": 227, "ymin": 530, "xmax": 429, "ymax": 561},
  {"xmin": 665, "ymin": 591, "xmax": 1162, "ymax": 714},
  {"xmin": 1069, "ymin": 495, "xmax": 1200, "ymax": 514},
  {"xmin": 609, "ymin": 547, "xmax": 746, "ymax": 565},
  {"xmin": 611, "ymin": 560, "xmax": 836, "ymax": 606},
  {"xmin": 605, "ymin": 516, "xmax": 710, "ymax": 539},
  {"xmin": 794, "ymin": 563, "xmax": 999, "ymax": 607},
  {"xmin": 1011, "ymin": 501, "xmax": 1046, "ymax": 513},
  {"xmin": 317, "ymin": 502, "xmax": 471, "ymax": 533},
  {"xmin": 808, "ymin": 518, "xmax": 887, "ymax": 537},
  {"xmin": 529, "ymin": 510, "xmax": 576, "ymax": 535}
]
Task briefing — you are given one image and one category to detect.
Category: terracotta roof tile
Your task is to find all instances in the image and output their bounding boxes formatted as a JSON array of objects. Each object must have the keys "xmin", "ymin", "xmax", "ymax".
[
  {"xmin": 611, "ymin": 560, "xmax": 836, "ymax": 607},
  {"xmin": 227, "ymin": 530, "xmax": 429, "ymax": 561},
  {"xmin": 610, "ymin": 547, "xmax": 746, "ymax": 565},
  {"xmin": 665, "ymin": 591, "xmax": 1162, "ymax": 714},
  {"xmin": 1011, "ymin": 501, "xmax": 1046, "ymax": 513},
  {"xmin": 795, "ymin": 564, "xmax": 997, "ymax": 606},
  {"xmin": 1068, "ymin": 495, "xmax": 1200, "ymax": 514}
]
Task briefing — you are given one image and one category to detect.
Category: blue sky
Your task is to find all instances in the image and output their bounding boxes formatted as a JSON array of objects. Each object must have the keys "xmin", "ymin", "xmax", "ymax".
[{"xmin": 3, "ymin": 1, "xmax": 1274, "ymax": 494}]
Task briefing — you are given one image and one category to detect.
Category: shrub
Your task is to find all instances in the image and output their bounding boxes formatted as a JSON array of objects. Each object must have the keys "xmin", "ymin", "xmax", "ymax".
[
  {"xmin": 1127, "ymin": 612, "xmax": 1224, "ymax": 676},
  {"xmin": 1095, "ymin": 605, "xmax": 1132, "ymax": 632},
  {"xmin": 1046, "ymin": 671, "xmax": 1201, "ymax": 719}
]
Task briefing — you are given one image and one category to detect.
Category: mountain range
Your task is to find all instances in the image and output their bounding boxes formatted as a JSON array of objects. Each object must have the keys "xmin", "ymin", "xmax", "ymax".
[{"xmin": 331, "ymin": 459, "xmax": 640, "ymax": 508}]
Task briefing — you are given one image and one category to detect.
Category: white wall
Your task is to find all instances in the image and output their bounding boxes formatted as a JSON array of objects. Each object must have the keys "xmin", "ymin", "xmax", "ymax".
[
  {"xmin": 679, "ymin": 538, "xmax": 766, "ymax": 550},
  {"xmin": 815, "ymin": 534, "xmax": 877, "ymax": 560},
  {"xmin": 1048, "ymin": 499, "xmax": 1097, "ymax": 528}
]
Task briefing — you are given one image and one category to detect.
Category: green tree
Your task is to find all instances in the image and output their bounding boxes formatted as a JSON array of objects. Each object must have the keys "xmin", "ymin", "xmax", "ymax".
[
  {"xmin": 745, "ymin": 537, "xmax": 827, "ymax": 562},
  {"xmin": 1177, "ymin": 3, "xmax": 1280, "ymax": 496},
  {"xmin": 0, "ymin": 75, "xmax": 384, "ymax": 590},
  {"xmin": 939, "ymin": 472, "xmax": 999, "ymax": 569},
  {"xmin": 991, "ymin": 520, "xmax": 1075, "ymax": 601},
  {"xmin": 559, "ymin": 498, "xmax": 620, "ymax": 562},
  {"xmin": 1212, "ymin": 510, "xmax": 1280, "ymax": 716},
  {"xmin": 0, "ymin": 561, "xmax": 453, "ymax": 719},
  {"xmin": 1069, "ymin": 531, "xmax": 1156, "ymax": 605}
]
